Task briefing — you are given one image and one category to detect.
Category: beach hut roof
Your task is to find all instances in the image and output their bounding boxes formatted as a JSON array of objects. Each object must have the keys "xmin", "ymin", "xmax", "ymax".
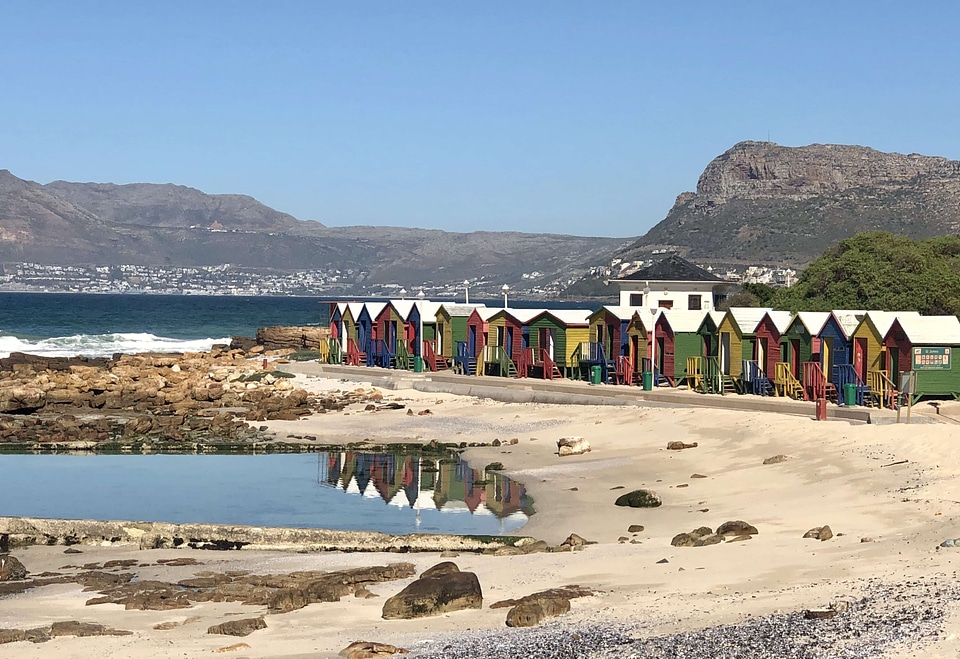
[
  {"xmin": 416, "ymin": 301, "xmax": 444, "ymax": 319},
  {"xmin": 345, "ymin": 302, "xmax": 365, "ymax": 319},
  {"xmin": 658, "ymin": 310, "xmax": 708, "ymax": 333},
  {"xmin": 538, "ymin": 309, "xmax": 592, "ymax": 326},
  {"xmin": 597, "ymin": 305, "xmax": 638, "ymax": 322},
  {"xmin": 830, "ymin": 310, "xmax": 866, "ymax": 338},
  {"xmin": 629, "ymin": 311, "xmax": 651, "ymax": 332},
  {"xmin": 726, "ymin": 307, "xmax": 772, "ymax": 333},
  {"xmin": 891, "ymin": 315, "xmax": 960, "ymax": 345},
  {"xmin": 762, "ymin": 310, "xmax": 794, "ymax": 334},
  {"xmin": 707, "ymin": 310, "xmax": 725, "ymax": 326},
  {"xmin": 362, "ymin": 301, "xmax": 388, "ymax": 319},
  {"xmin": 864, "ymin": 310, "xmax": 921, "ymax": 337},
  {"xmin": 390, "ymin": 300, "xmax": 416, "ymax": 319},
  {"xmin": 792, "ymin": 311, "xmax": 830, "ymax": 335},
  {"xmin": 498, "ymin": 308, "xmax": 548, "ymax": 324},
  {"xmin": 440, "ymin": 303, "xmax": 486, "ymax": 318}
]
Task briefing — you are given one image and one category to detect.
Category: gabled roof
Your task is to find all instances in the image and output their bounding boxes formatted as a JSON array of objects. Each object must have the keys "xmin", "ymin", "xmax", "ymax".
[
  {"xmin": 409, "ymin": 301, "xmax": 443, "ymax": 321},
  {"xmin": 657, "ymin": 310, "xmax": 709, "ymax": 333},
  {"xmin": 759, "ymin": 310, "xmax": 794, "ymax": 334},
  {"xmin": 861, "ymin": 311, "xmax": 921, "ymax": 338},
  {"xmin": 617, "ymin": 255, "xmax": 723, "ymax": 282},
  {"xmin": 589, "ymin": 305, "xmax": 638, "ymax": 322},
  {"xmin": 359, "ymin": 301, "xmax": 387, "ymax": 320},
  {"xmin": 889, "ymin": 315, "xmax": 960, "ymax": 345},
  {"xmin": 629, "ymin": 311, "xmax": 651, "ymax": 332},
  {"xmin": 473, "ymin": 307, "xmax": 502, "ymax": 321},
  {"xmin": 494, "ymin": 308, "xmax": 548, "ymax": 324},
  {"xmin": 790, "ymin": 311, "xmax": 830, "ymax": 335},
  {"xmin": 390, "ymin": 300, "xmax": 416, "ymax": 319},
  {"xmin": 540, "ymin": 309, "xmax": 592, "ymax": 326},
  {"xmin": 829, "ymin": 310, "xmax": 866, "ymax": 339},
  {"xmin": 437, "ymin": 303, "xmax": 485, "ymax": 318},
  {"xmin": 707, "ymin": 310, "xmax": 725, "ymax": 327},
  {"xmin": 724, "ymin": 307, "xmax": 772, "ymax": 334},
  {"xmin": 345, "ymin": 302, "xmax": 365, "ymax": 320}
]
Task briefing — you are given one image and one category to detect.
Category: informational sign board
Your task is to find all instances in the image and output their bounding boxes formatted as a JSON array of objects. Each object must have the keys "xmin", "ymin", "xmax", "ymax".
[
  {"xmin": 913, "ymin": 347, "xmax": 951, "ymax": 370},
  {"xmin": 899, "ymin": 371, "xmax": 916, "ymax": 396}
]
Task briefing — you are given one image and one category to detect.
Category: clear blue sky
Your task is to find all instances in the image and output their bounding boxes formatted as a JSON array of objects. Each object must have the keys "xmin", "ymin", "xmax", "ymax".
[{"xmin": 2, "ymin": 2, "xmax": 958, "ymax": 237}]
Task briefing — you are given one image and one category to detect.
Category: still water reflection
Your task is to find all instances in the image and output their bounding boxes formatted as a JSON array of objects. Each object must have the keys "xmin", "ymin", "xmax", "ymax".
[{"xmin": 0, "ymin": 452, "xmax": 532, "ymax": 536}]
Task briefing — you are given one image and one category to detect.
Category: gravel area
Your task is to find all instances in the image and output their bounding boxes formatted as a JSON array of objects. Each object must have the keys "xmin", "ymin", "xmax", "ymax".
[{"xmin": 407, "ymin": 579, "xmax": 955, "ymax": 659}]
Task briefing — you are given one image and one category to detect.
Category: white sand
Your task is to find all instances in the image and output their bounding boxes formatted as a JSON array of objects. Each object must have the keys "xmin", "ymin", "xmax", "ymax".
[{"xmin": 4, "ymin": 374, "xmax": 960, "ymax": 657}]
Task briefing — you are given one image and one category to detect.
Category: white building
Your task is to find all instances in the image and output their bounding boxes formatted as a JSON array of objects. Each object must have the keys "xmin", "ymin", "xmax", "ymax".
[{"xmin": 612, "ymin": 255, "xmax": 735, "ymax": 315}]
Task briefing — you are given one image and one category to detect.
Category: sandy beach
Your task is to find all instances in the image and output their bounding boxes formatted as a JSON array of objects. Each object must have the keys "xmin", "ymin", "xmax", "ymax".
[{"xmin": 4, "ymin": 371, "xmax": 960, "ymax": 658}]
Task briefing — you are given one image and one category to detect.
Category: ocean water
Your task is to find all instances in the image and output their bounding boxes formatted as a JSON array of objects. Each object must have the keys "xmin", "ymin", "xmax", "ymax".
[{"xmin": 0, "ymin": 292, "xmax": 592, "ymax": 358}]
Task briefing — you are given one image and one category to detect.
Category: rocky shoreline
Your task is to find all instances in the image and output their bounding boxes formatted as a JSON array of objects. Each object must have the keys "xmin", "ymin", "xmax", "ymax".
[{"xmin": 0, "ymin": 345, "xmax": 380, "ymax": 451}]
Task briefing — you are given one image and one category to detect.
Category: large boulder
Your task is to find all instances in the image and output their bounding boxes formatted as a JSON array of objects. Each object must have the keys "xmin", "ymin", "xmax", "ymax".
[
  {"xmin": 381, "ymin": 562, "xmax": 482, "ymax": 620},
  {"xmin": 0, "ymin": 555, "xmax": 27, "ymax": 581},
  {"xmin": 557, "ymin": 436, "xmax": 591, "ymax": 457},
  {"xmin": 506, "ymin": 596, "xmax": 571, "ymax": 628},
  {"xmin": 207, "ymin": 617, "xmax": 266, "ymax": 637},
  {"xmin": 614, "ymin": 489, "xmax": 661, "ymax": 508},
  {"xmin": 803, "ymin": 525, "xmax": 834, "ymax": 541},
  {"xmin": 716, "ymin": 521, "xmax": 759, "ymax": 537},
  {"xmin": 339, "ymin": 641, "xmax": 409, "ymax": 658}
]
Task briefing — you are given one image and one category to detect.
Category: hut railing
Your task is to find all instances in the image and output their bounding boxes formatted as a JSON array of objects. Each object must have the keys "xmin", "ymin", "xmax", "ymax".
[
  {"xmin": 686, "ymin": 356, "xmax": 703, "ymax": 392},
  {"xmin": 576, "ymin": 342, "xmax": 606, "ymax": 362},
  {"xmin": 742, "ymin": 360, "xmax": 773, "ymax": 396},
  {"xmin": 867, "ymin": 370, "xmax": 898, "ymax": 410},
  {"xmin": 616, "ymin": 355, "xmax": 634, "ymax": 385},
  {"xmin": 542, "ymin": 349, "xmax": 562, "ymax": 380},
  {"xmin": 802, "ymin": 361, "xmax": 826, "ymax": 402},
  {"xmin": 345, "ymin": 338, "xmax": 365, "ymax": 367},
  {"xmin": 327, "ymin": 338, "xmax": 343, "ymax": 365},
  {"xmin": 774, "ymin": 362, "xmax": 803, "ymax": 399},
  {"xmin": 423, "ymin": 340, "xmax": 448, "ymax": 372},
  {"xmin": 833, "ymin": 364, "xmax": 870, "ymax": 406},
  {"xmin": 517, "ymin": 347, "xmax": 534, "ymax": 378}
]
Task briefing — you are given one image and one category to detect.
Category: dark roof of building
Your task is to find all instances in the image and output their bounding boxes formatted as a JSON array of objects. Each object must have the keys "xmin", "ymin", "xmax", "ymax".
[{"xmin": 618, "ymin": 255, "xmax": 723, "ymax": 282}]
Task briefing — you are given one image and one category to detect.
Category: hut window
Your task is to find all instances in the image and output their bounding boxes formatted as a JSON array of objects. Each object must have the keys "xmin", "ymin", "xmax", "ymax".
[
  {"xmin": 629, "ymin": 293, "xmax": 643, "ymax": 306},
  {"xmin": 688, "ymin": 295, "xmax": 702, "ymax": 311},
  {"xmin": 658, "ymin": 300, "xmax": 674, "ymax": 309}
]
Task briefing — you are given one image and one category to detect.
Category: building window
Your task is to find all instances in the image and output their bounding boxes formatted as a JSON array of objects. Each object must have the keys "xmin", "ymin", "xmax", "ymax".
[
  {"xmin": 629, "ymin": 293, "xmax": 643, "ymax": 306},
  {"xmin": 658, "ymin": 300, "xmax": 673, "ymax": 309},
  {"xmin": 688, "ymin": 295, "xmax": 702, "ymax": 311}
]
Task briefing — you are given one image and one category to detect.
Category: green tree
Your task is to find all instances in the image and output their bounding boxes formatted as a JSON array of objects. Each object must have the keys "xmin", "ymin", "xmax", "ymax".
[{"xmin": 773, "ymin": 231, "xmax": 960, "ymax": 316}]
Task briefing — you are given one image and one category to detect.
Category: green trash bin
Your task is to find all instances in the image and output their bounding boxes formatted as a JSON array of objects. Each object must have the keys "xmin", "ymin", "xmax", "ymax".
[
  {"xmin": 642, "ymin": 371, "xmax": 653, "ymax": 391},
  {"xmin": 413, "ymin": 356, "xmax": 423, "ymax": 373},
  {"xmin": 843, "ymin": 382, "xmax": 857, "ymax": 406},
  {"xmin": 589, "ymin": 365, "xmax": 602, "ymax": 384}
]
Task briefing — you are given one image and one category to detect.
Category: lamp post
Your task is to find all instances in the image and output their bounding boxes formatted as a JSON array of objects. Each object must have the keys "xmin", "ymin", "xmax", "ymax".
[
  {"xmin": 644, "ymin": 281, "xmax": 655, "ymax": 386},
  {"xmin": 501, "ymin": 284, "xmax": 509, "ymax": 308},
  {"xmin": 463, "ymin": 280, "xmax": 470, "ymax": 304},
  {"xmin": 399, "ymin": 287, "xmax": 407, "ymax": 300}
]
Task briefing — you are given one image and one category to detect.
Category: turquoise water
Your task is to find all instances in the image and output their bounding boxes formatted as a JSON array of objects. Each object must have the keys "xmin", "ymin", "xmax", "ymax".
[{"xmin": 0, "ymin": 452, "xmax": 531, "ymax": 536}]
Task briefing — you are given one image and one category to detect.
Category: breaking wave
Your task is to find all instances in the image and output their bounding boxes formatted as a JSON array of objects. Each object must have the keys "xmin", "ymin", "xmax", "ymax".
[{"xmin": 0, "ymin": 332, "xmax": 232, "ymax": 359}]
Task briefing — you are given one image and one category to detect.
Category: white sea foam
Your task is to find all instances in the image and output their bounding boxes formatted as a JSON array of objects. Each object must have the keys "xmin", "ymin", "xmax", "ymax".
[{"xmin": 0, "ymin": 332, "xmax": 232, "ymax": 359}]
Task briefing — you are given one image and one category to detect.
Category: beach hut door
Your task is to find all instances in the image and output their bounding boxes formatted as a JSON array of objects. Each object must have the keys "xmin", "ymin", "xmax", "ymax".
[
  {"xmin": 506, "ymin": 328, "xmax": 514, "ymax": 359},
  {"xmin": 469, "ymin": 326, "xmax": 477, "ymax": 357},
  {"xmin": 720, "ymin": 333, "xmax": 731, "ymax": 375},
  {"xmin": 757, "ymin": 338, "xmax": 767, "ymax": 374},
  {"xmin": 854, "ymin": 338, "xmax": 867, "ymax": 381},
  {"xmin": 791, "ymin": 339, "xmax": 801, "ymax": 377}
]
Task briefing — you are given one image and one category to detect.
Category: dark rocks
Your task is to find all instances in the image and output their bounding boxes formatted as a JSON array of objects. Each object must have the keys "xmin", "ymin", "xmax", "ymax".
[
  {"xmin": 627, "ymin": 524, "xmax": 645, "ymax": 533},
  {"xmin": 207, "ymin": 617, "xmax": 266, "ymax": 637},
  {"xmin": 0, "ymin": 555, "xmax": 27, "ymax": 581},
  {"xmin": 560, "ymin": 533, "xmax": 593, "ymax": 548},
  {"xmin": 615, "ymin": 489, "xmax": 662, "ymax": 508},
  {"xmin": 49, "ymin": 621, "xmax": 132, "ymax": 637},
  {"xmin": 763, "ymin": 454, "xmax": 789, "ymax": 465},
  {"xmin": 672, "ymin": 526, "xmax": 715, "ymax": 547},
  {"xmin": 666, "ymin": 441, "xmax": 698, "ymax": 450},
  {"xmin": 491, "ymin": 585, "xmax": 593, "ymax": 628},
  {"xmin": 803, "ymin": 525, "xmax": 834, "ymax": 541},
  {"xmin": 381, "ymin": 562, "xmax": 482, "ymax": 620},
  {"xmin": 716, "ymin": 520, "xmax": 759, "ymax": 537}
]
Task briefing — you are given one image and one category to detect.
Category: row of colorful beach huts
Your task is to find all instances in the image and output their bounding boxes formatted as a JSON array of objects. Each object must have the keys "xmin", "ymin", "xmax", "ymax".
[{"xmin": 321, "ymin": 301, "xmax": 960, "ymax": 406}]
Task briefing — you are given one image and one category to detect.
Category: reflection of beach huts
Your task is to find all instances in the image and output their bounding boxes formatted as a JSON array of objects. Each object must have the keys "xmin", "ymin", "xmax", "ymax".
[{"xmin": 883, "ymin": 315, "xmax": 960, "ymax": 402}]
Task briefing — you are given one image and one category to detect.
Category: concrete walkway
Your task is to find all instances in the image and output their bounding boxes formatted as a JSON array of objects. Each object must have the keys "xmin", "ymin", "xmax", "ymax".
[{"xmin": 278, "ymin": 362, "xmax": 925, "ymax": 425}]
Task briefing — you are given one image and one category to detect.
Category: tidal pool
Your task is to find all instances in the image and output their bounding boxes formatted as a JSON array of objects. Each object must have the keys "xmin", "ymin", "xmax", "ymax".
[{"xmin": 0, "ymin": 452, "xmax": 532, "ymax": 536}]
